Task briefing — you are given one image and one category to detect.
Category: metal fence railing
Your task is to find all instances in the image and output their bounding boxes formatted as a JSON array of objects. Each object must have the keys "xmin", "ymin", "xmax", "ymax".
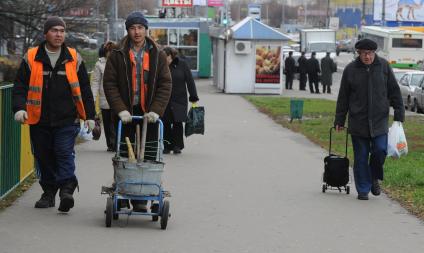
[{"xmin": 0, "ymin": 84, "xmax": 34, "ymax": 199}]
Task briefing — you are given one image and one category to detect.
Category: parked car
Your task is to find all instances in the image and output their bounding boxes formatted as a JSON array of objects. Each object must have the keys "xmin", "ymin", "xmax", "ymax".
[
  {"xmin": 336, "ymin": 39, "xmax": 354, "ymax": 56},
  {"xmin": 411, "ymin": 75, "xmax": 424, "ymax": 113},
  {"xmin": 396, "ymin": 69, "xmax": 424, "ymax": 111},
  {"xmin": 91, "ymin": 32, "xmax": 106, "ymax": 47},
  {"xmin": 66, "ymin": 32, "xmax": 89, "ymax": 48}
]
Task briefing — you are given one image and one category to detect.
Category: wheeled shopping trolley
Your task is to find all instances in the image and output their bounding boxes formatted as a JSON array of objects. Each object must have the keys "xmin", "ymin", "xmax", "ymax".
[
  {"xmin": 101, "ymin": 116, "xmax": 171, "ymax": 229},
  {"xmin": 322, "ymin": 127, "xmax": 351, "ymax": 194}
]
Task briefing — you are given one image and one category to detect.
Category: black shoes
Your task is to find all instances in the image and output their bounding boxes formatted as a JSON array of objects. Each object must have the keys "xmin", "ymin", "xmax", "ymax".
[
  {"xmin": 35, "ymin": 184, "xmax": 58, "ymax": 208},
  {"xmin": 173, "ymin": 147, "xmax": 182, "ymax": 154},
  {"xmin": 58, "ymin": 180, "xmax": 78, "ymax": 212},
  {"xmin": 357, "ymin": 193, "xmax": 369, "ymax": 200},
  {"xmin": 163, "ymin": 149, "xmax": 171, "ymax": 154},
  {"xmin": 371, "ymin": 180, "xmax": 381, "ymax": 196},
  {"xmin": 35, "ymin": 193, "xmax": 56, "ymax": 208}
]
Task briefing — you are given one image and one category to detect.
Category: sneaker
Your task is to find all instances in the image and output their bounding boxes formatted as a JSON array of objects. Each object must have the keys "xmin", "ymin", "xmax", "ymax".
[
  {"xmin": 357, "ymin": 193, "xmax": 369, "ymax": 200},
  {"xmin": 173, "ymin": 147, "xmax": 182, "ymax": 154},
  {"xmin": 371, "ymin": 180, "xmax": 381, "ymax": 196},
  {"xmin": 163, "ymin": 149, "xmax": 171, "ymax": 154}
]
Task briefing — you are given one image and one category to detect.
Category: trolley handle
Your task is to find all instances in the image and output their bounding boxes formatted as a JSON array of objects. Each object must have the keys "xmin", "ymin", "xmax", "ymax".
[
  {"xmin": 329, "ymin": 127, "xmax": 349, "ymax": 157},
  {"xmin": 115, "ymin": 116, "xmax": 164, "ymax": 161}
]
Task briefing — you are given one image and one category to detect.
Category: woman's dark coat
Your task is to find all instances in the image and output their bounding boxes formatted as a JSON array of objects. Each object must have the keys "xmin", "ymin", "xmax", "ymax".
[
  {"xmin": 320, "ymin": 55, "xmax": 336, "ymax": 86},
  {"xmin": 164, "ymin": 57, "xmax": 198, "ymax": 122}
]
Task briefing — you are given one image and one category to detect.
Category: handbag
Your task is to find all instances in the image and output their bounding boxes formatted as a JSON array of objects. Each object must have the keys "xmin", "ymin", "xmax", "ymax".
[{"xmin": 185, "ymin": 105, "xmax": 205, "ymax": 137}]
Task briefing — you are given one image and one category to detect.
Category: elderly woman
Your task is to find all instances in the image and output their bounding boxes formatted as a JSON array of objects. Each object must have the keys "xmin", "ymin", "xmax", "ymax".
[
  {"xmin": 91, "ymin": 41, "xmax": 116, "ymax": 151},
  {"xmin": 162, "ymin": 47, "xmax": 199, "ymax": 154}
]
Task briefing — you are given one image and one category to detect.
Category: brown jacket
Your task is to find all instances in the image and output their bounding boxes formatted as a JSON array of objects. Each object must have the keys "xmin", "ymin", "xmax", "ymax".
[{"xmin": 103, "ymin": 36, "xmax": 172, "ymax": 116}]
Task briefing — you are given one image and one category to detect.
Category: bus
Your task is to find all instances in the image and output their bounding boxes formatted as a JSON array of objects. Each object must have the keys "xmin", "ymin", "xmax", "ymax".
[{"xmin": 360, "ymin": 26, "xmax": 424, "ymax": 69}]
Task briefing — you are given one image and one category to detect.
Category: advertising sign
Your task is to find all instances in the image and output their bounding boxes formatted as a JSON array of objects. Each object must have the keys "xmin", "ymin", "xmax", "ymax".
[
  {"xmin": 374, "ymin": 0, "xmax": 424, "ymax": 22},
  {"xmin": 208, "ymin": 0, "xmax": 224, "ymax": 7},
  {"xmin": 255, "ymin": 45, "xmax": 281, "ymax": 84},
  {"xmin": 162, "ymin": 0, "xmax": 193, "ymax": 7}
]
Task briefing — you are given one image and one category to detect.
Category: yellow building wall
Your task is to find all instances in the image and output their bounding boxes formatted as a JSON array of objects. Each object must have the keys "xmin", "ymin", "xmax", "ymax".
[{"xmin": 20, "ymin": 125, "xmax": 34, "ymax": 181}]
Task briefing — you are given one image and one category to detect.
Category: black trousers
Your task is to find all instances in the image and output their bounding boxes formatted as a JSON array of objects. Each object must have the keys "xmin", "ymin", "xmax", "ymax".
[
  {"xmin": 308, "ymin": 76, "xmax": 319, "ymax": 93},
  {"xmin": 299, "ymin": 73, "xmax": 307, "ymax": 90},
  {"xmin": 101, "ymin": 109, "xmax": 115, "ymax": 150},
  {"xmin": 285, "ymin": 74, "xmax": 294, "ymax": 89},
  {"xmin": 116, "ymin": 106, "xmax": 159, "ymax": 161},
  {"xmin": 322, "ymin": 84, "xmax": 331, "ymax": 94},
  {"xmin": 162, "ymin": 109, "xmax": 184, "ymax": 150}
]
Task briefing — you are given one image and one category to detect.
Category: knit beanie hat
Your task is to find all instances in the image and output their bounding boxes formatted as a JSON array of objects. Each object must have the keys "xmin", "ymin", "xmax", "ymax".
[
  {"xmin": 125, "ymin": 11, "xmax": 148, "ymax": 30},
  {"xmin": 44, "ymin": 16, "xmax": 66, "ymax": 34},
  {"xmin": 355, "ymin": 39, "xmax": 378, "ymax": 50}
]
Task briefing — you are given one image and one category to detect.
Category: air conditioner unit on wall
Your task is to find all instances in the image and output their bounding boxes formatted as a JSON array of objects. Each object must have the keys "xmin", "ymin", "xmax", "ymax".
[{"xmin": 234, "ymin": 41, "xmax": 251, "ymax": 54}]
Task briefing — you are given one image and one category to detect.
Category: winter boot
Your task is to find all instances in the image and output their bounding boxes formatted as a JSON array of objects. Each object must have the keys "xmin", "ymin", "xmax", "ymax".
[
  {"xmin": 58, "ymin": 180, "xmax": 78, "ymax": 212},
  {"xmin": 34, "ymin": 183, "xmax": 59, "ymax": 208}
]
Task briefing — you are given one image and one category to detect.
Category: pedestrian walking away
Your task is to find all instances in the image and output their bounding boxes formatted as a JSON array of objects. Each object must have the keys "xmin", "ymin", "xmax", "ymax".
[
  {"xmin": 103, "ymin": 11, "xmax": 172, "ymax": 212},
  {"xmin": 320, "ymin": 52, "xmax": 337, "ymax": 94},
  {"xmin": 284, "ymin": 51, "xmax": 296, "ymax": 90},
  {"xmin": 91, "ymin": 41, "xmax": 116, "ymax": 152},
  {"xmin": 334, "ymin": 38, "xmax": 405, "ymax": 200},
  {"xmin": 162, "ymin": 47, "xmax": 199, "ymax": 154},
  {"xmin": 297, "ymin": 51, "xmax": 308, "ymax": 90},
  {"xmin": 306, "ymin": 51, "xmax": 321, "ymax": 94},
  {"xmin": 12, "ymin": 16, "xmax": 96, "ymax": 212}
]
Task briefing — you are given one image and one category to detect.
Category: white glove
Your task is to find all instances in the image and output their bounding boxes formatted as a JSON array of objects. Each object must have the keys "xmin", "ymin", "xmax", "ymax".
[
  {"xmin": 144, "ymin": 112, "xmax": 159, "ymax": 123},
  {"xmin": 14, "ymin": 110, "xmax": 28, "ymax": 123},
  {"xmin": 85, "ymin": 120, "xmax": 95, "ymax": 131},
  {"xmin": 118, "ymin": 110, "xmax": 132, "ymax": 124}
]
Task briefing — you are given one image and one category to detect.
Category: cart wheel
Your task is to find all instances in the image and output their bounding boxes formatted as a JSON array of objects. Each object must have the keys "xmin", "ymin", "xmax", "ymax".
[
  {"xmin": 151, "ymin": 203, "xmax": 159, "ymax": 222},
  {"xmin": 346, "ymin": 186, "xmax": 350, "ymax": 194},
  {"xmin": 322, "ymin": 184, "xmax": 326, "ymax": 193},
  {"xmin": 105, "ymin": 197, "xmax": 113, "ymax": 227},
  {"xmin": 160, "ymin": 200, "xmax": 170, "ymax": 230}
]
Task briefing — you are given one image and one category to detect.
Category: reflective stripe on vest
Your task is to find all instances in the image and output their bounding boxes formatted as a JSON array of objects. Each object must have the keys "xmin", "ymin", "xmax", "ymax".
[
  {"xmin": 129, "ymin": 50, "xmax": 149, "ymax": 112},
  {"xmin": 25, "ymin": 46, "xmax": 87, "ymax": 124}
]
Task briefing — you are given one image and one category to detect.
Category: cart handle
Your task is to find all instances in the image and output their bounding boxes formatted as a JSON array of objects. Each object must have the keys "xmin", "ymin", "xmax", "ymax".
[
  {"xmin": 115, "ymin": 116, "xmax": 164, "ymax": 161},
  {"xmin": 329, "ymin": 127, "xmax": 349, "ymax": 157}
]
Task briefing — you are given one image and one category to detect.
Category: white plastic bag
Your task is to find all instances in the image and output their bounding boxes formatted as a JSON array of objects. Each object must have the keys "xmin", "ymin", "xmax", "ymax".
[
  {"xmin": 387, "ymin": 121, "xmax": 408, "ymax": 158},
  {"xmin": 77, "ymin": 121, "xmax": 93, "ymax": 142}
]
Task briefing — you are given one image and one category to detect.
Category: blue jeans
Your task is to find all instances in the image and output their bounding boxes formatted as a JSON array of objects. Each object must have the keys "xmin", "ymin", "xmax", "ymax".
[
  {"xmin": 30, "ymin": 123, "xmax": 80, "ymax": 186},
  {"xmin": 351, "ymin": 134, "xmax": 388, "ymax": 194}
]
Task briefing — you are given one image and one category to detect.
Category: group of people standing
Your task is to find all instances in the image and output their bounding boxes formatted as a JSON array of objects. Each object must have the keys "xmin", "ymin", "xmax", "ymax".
[
  {"xmin": 12, "ymin": 12, "xmax": 198, "ymax": 213},
  {"xmin": 284, "ymin": 51, "xmax": 337, "ymax": 94}
]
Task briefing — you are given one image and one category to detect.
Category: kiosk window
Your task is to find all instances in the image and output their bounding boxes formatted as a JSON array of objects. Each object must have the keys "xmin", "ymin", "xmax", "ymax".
[{"xmin": 392, "ymin": 38, "xmax": 422, "ymax": 48}]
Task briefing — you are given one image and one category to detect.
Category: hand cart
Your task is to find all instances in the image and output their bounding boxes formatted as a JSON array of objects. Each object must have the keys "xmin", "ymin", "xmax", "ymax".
[{"xmin": 101, "ymin": 116, "xmax": 171, "ymax": 229}]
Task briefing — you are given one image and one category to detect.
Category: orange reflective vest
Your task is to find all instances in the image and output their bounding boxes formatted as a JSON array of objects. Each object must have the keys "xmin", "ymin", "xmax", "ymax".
[
  {"xmin": 129, "ymin": 49, "xmax": 149, "ymax": 112},
  {"xmin": 25, "ymin": 47, "xmax": 87, "ymax": 125}
]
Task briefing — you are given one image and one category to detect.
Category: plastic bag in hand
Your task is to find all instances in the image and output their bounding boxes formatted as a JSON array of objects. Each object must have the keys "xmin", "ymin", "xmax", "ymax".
[
  {"xmin": 387, "ymin": 121, "xmax": 408, "ymax": 158},
  {"xmin": 77, "ymin": 121, "xmax": 93, "ymax": 142}
]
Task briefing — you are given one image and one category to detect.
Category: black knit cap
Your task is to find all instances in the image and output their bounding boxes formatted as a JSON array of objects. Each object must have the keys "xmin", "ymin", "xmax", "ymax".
[
  {"xmin": 125, "ymin": 11, "xmax": 148, "ymax": 30},
  {"xmin": 355, "ymin": 38, "xmax": 377, "ymax": 50},
  {"xmin": 44, "ymin": 16, "xmax": 66, "ymax": 34}
]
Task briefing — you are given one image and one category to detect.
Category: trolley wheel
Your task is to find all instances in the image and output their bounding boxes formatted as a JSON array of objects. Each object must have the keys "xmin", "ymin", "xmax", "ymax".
[
  {"xmin": 151, "ymin": 203, "xmax": 159, "ymax": 222},
  {"xmin": 322, "ymin": 184, "xmax": 326, "ymax": 193},
  {"xmin": 105, "ymin": 197, "xmax": 113, "ymax": 227},
  {"xmin": 346, "ymin": 186, "xmax": 350, "ymax": 194},
  {"xmin": 160, "ymin": 200, "xmax": 170, "ymax": 230}
]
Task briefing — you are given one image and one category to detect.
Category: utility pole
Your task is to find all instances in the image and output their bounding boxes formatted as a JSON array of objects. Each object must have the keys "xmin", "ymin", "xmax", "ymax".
[
  {"xmin": 282, "ymin": 0, "xmax": 285, "ymax": 29},
  {"xmin": 382, "ymin": 0, "xmax": 386, "ymax": 26},
  {"xmin": 326, "ymin": 0, "xmax": 330, "ymax": 28}
]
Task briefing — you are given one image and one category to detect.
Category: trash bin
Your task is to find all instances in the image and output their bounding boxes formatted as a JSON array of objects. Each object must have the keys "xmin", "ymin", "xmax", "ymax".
[{"xmin": 290, "ymin": 99, "xmax": 304, "ymax": 122}]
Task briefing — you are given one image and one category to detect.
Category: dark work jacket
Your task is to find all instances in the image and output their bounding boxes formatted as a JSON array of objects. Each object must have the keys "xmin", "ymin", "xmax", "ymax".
[
  {"xmin": 103, "ymin": 36, "xmax": 172, "ymax": 117},
  {"xmin": 335, "ymin": 55, "xmax": 405, "ymax": 138},
  {"xmin": 12, "ymin": 41, "xmax": 95, "ymax": 126},
  {"xmin": 284, "ymin": 56, "xmax": 296, "ymax": 76},
  {"xmin": 163, "ymin": 57, "xmax": 199, "ymax": 122},
  {"xmin": 320, "ymin": 56, "xmax": 336, "ymax": 86},
  {"xmin": 298, "ymin": 55, "xmax": 307, "ymax": 74},
  {"xmin": 306, "ymin": 57, "xmax": 321, "ymax": 81}
]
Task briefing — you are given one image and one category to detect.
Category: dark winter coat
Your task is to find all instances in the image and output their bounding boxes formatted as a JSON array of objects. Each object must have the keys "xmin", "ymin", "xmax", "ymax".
[
  {"xmin": 12, "ymin": 41, "xmax": 95, "ymax": 126},
  {"xmin": 164, "ymin": 57, "xmax": 199, "ymax": 122},
  {"xmin": 335, "ymin": 55, "xmax": 405, "ymax": 138},
  {"xmin": 298, "ymin": 55, "xmax": 308, "ymax": 74},
  {"xmin": 284, "ymin": 56, "xmax": 296, "ymax": 76},
  {"xmin": 320, "ymin": 56, "xmax": 337, "ymax": 86},
  {"xmin": 306, "ymin": 57, "xmax": 321, "ymax": 81},
  {"xmin": 103, "ymin": 36, "xmax": 172, "ymax": 116}
]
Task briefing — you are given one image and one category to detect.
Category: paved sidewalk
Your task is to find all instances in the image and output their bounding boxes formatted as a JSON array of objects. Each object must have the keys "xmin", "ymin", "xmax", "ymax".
[{"xmin": 0, "ymin": 79, "xmax": 423, "ymax": 253}]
